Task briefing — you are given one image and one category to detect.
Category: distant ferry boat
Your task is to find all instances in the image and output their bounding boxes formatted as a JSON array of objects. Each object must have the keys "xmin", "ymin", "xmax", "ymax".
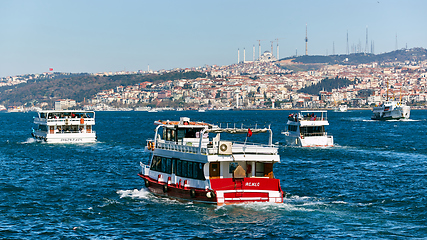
[
  {"xmin": 139, "ymin": 117, "xmax": 284, "ymax": 205},
  {"xmin": 32, "ymin": 110, "xmax": 96, "ymax": 143},
  {"xmin": 282, "ymin": 111, "xmax": 333, "ymax": 147},
  {"xmin": 371, "ymin": 100, "xmax": 410, "ymax": 120}
]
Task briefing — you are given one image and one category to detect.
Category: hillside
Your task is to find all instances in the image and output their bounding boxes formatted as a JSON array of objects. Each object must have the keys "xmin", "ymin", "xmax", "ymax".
[
  {"xmin": 298, "ymin": 77, "xmax": 353, "ymax": 95},
  {"xmin": 284, "ymin": 47, "xmax": 427, "ymax": 65},
  {"xmin": 0, "ymin": 71, "xmax": 206, "ymax": 106}
]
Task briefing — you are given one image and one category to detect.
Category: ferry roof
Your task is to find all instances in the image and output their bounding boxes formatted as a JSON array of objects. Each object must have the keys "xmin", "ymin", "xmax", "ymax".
[
  {"xmin": 37, "ymin": 110, "xmax": 95, "ymax": 113},
  {"xmin": 154, "ymin": 117, "xmax": 269, "ymax": 135},
  {"xmin": 298, "ymin": 110, "xmax": 328, "ymax": 113}
]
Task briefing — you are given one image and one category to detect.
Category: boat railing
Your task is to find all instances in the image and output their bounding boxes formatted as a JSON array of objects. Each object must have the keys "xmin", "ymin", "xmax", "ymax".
[
  {"xmin": 157, "ymin": 141, "xmax": 207, "ymax": 154},
  {"xmin": 226, "ymin": 141, "xmax": 277, "ymax": 155},
  {"xmin": 140, "ymin": 162, "xmax": 150, "ymax": 176},
  {"xmin": 302, "ymin": 132, "xmax": 327, "ymax": 137},
  {"xmin": 154, "ymin": 140, "xmax": 275, "ymax": 155},
  {"xmin": 34, "ymin": 117, "xmax": 95, "ymax": 125}
]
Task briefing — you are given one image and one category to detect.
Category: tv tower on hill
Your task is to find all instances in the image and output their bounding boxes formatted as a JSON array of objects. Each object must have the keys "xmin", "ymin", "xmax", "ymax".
[
  {"xmin": 346, "ymin": 30, "xmax": 349, "ymax": 54},
  {"xmin": 305, "ymin": 23, "xmax": 308, "ymax": 55},
  {"xmin": 365, "ymin": 26, "xmax": 368, "ymax": 54}
]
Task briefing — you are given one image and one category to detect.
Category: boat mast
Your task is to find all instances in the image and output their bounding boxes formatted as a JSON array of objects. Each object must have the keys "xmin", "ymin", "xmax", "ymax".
[{"xmin": 386, "ymin": 79, "xmax": 389, "ymax": 101}]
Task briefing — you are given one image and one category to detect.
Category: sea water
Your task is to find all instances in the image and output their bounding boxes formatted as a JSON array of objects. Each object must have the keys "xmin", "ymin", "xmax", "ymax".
[{"xmin": 0, "ymin": 110, "xmax": 426, "ymax": 239}]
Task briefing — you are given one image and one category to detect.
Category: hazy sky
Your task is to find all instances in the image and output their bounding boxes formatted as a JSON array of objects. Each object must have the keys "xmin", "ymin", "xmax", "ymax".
[{"xmin": 1, "ymin": 0, "xmax": 426, "ymax": 78}]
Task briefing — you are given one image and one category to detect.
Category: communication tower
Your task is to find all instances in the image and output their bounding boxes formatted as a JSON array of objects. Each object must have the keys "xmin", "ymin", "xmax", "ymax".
[
  {"xmin": 346, "ymin": 30, "xmax": 349, "ymax": 54},
  {"xmin": 305, "ymin": 23, "xmax": 308, "ymax": 55}
]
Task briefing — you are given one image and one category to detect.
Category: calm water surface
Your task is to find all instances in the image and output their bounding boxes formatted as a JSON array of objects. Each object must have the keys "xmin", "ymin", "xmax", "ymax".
[{"xmin": 0, "ymin": 110, "xmax": 426, "ymax": 239}]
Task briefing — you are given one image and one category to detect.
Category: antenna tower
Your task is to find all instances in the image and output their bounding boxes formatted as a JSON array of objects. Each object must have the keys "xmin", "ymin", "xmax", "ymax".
[
  {"xmin": 365, "ymin": 26, "xmax": 368, "ymax": 53},
  {"xmin": 346, "ymin": 30, "xmax": 349, "ymax": 54},
  {"xmin": 305, "ymin": 23, "xmax": 308, "ymax": 55}
]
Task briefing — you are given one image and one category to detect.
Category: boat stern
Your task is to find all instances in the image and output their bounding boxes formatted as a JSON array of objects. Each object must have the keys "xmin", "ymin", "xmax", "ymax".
[{"xmin": 210, "ymin": 177, "xmax": 283, "ymax": 205}]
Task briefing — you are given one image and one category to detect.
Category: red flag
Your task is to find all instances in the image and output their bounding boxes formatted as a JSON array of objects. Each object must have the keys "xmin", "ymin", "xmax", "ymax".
[
  {"xmin": 247, "ymin": 128, "xmax": 252, "ymax": 137},
  {"xmin": 49, "ymin": 68, "xmax": 53, "ymax": 71}
]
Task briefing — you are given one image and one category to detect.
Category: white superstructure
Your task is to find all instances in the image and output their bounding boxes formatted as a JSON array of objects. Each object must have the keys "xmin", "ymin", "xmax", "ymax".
[
  {"xmin": 32, "ymin": 110, "xmax": 96, "ymax": 143},
  {"xmin": 139, "ymin": 117, "xmax": 284, "ymax": 205},
  {"xmin": 281, "ymin": 111, "xmax": 333, "ymax": 147},
  {"xmin": 371, "ymin": 101, "xmax": 410, "ymax": 120}
]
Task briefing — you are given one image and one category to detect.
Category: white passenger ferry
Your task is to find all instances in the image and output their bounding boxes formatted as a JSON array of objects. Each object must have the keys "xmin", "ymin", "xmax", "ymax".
[
  {"xmin": 32, "ymin": 110, "xmax": 96, "ymax": 143},
  {"xmin": 371, "ymin": 100, "xmax": 410, "ymax": 121},
  {"xmin": 139, "ymin": 117, "xmax": 284, "ymax": 205},
  {"xmin": 281, "ymin": 111, "xmax": 333, "ymax": 147}
]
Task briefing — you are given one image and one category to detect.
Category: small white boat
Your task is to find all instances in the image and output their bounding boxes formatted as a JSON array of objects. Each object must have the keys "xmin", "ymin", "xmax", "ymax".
[
  {"xmin": 333, "ymin": 104, "xmax": 348, "ymax": 112},
  {"xmin": 338, "ymin": 104, "xmax": 348, "ymax": 112},
  {"xmin": 139, "ymin": 117, "xmax": 284, "ymax": 205},
  {"xmin": 32, "ymin": 110, "xmax": 96, "ymax": 143},
  {"xmin": 371, "ymin": 101, "xmax": 410, "ymax": 120},
  {"xmin": 281, "ymin": 111, "xmax": 333, "ymax": 147}
]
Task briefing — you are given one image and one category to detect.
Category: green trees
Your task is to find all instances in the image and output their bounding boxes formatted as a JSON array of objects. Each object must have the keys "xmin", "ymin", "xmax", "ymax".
[{"xmin": 298, "ymin": 77, "xmax": 352, "ymax": 95}]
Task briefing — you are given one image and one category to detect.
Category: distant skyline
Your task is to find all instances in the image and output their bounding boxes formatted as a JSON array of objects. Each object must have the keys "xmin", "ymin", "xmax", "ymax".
[{"xmin": 1, "ymin": 0, "xmax": 426, "ymax": 78}]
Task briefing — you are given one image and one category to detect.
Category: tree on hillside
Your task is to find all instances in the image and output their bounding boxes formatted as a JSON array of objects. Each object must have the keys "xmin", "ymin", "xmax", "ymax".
[{"xmin": 298, "ymin": 76, "xmax": 352, "ymax": 95}]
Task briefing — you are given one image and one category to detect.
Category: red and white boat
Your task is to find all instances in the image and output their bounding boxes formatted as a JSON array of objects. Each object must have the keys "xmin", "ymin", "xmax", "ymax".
[{"xmin": 138, "ymin": 117, "xmax": 284, "ymax": 205}]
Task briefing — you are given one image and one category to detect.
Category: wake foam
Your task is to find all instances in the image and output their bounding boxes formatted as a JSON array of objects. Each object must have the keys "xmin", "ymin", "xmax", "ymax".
[
  {"xmin": 117, "ymin": 188, "xmax": 152, "ymax": 200},
  {"xmin": 21, "ymin": 138, "xmax": 37, "ymax": 144}
]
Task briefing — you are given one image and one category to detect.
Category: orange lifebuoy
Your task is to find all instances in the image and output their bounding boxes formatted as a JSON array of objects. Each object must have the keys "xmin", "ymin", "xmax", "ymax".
[
  {"xmin": 148, "ymin": 141, "xmax": 155, "ymax": 150},
  {"xmin": 80, "ymin": 118, "xmax": 84, "ymax": 124}
]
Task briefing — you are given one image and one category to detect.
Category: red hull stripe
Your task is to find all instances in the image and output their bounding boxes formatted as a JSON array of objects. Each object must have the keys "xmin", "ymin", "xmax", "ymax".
[{"xmin": 138, "ymin": 174, "xmax": 283, "ymax": 205}]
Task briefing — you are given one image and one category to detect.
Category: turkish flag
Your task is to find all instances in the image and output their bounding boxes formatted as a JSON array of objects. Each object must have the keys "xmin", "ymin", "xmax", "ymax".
[
  {"xmin": 247, "ymin": 128, "xmax": 252, "ymax": 137},
  {"xmin": 49, "ymin": 68, "xmax": 53, "ymax": 71}
]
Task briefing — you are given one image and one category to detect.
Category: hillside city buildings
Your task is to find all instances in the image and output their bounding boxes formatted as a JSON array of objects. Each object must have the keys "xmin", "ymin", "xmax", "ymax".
[{"xmin": 1, "ymin": 50, "xmax": 427, "ymax": 111}]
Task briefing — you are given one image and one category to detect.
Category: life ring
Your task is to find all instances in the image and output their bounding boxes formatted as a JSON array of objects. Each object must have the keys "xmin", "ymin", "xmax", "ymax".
[
  {"xmin": 144, "ymin": 179, "xmax": 150, "ymax": 187},
  {"xmin": 190, "ymin": 189, "xmax": 196, "ymax": 198},
  {"xmin": 80, "ymin": 118, "xmax": 84, "ymax": 124},
  {"xmin": 206, "ymin": 191, "xmax": 216, "ymax": 199},
  {"xmin": 163, "ymin": 185, "xmax": 168, "ymax": 193},
  {"xmin": 220, "ymin": 144, "xmax": 227, "ymax": 152},
  {"xmin": 147, "ymin": 142, "xmax": 154, "ymax": 150}
]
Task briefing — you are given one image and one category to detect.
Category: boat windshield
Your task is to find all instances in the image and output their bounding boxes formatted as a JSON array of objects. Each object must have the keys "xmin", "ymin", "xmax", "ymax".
[{"xmin": 300, "ymin": 126, "xmax": 325, "ymax": 137}]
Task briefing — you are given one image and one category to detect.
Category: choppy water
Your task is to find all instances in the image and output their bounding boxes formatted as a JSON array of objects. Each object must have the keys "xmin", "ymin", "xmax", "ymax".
[{"xmin": 0, "ymin": 110, "xmax": 426, "ymax": 239}]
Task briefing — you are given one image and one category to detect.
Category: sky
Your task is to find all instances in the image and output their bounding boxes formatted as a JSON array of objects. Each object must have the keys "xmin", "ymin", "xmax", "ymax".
[{"xmin": 1, "ymin": 0, "xmax": 426, "ymax": 78}]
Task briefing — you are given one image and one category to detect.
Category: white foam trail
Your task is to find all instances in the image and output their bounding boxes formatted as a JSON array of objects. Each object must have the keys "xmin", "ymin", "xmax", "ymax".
[
  {"xmin": 117, "ymin": 188, "xmax": 152, "ymax": 199},
  {"xmin": 21, "ymin": 138, "xmax": 36, "ymax": 144}
]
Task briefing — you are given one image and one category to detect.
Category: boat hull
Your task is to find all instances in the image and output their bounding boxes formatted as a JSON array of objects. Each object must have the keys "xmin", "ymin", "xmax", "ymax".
[
  {"xmin": 371, "ymin": 106, "xmax": 410, "ymax": 121},
  {"xmin": 32, "ymin": 132, "xmax": 96, "ymax": 143},
  {"xmin": 138, "ymin": 174, "xmax": 283, "ymax": 205},
  {"xmin": 284, "ymin": 135, "xmax": 333, "ymax": 147}
]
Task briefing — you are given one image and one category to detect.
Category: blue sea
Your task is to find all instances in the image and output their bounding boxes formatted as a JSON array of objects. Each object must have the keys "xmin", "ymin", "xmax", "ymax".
[{"xmin": 0, "ymin": 110, "xmax": 426, "ymax": 239}]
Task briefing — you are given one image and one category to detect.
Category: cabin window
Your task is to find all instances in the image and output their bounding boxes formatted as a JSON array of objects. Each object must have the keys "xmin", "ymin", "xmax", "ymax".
[
  {"xmin": 300, "ymin": 126, "xmax": 324, "ymax": 136},
  {"xmin": 150, "ymin": 156, "xmax": 161, "ymax": 171},
  {"xmin": 229, "ymin": 162, "xmax": 239, "ymax": 173},
  {"xmin": 176, "ymin": 160, "xmax": 182, "ymax": 176},
  {"xmin": 38, "ymin": 125, "xmax": 48, "ymax": 131},
  {"xmin": 188, "ymin": 162, "xmax": 193, "ymax": 178},
  {"xmin": 182, "ymin": 161, "xmax": 188, "ymax": 177},
  {"xmin": 193, "ymin": 163, "xmax": 198, "ymax": 179},
  {"xmin": 166, "ymin": 158, "xmax": 172, "ymax": 174},
  {"xmin": 171, "ymin": 158, "xmax": 177, "ymax": 174},
  {"xmin": 177, "ymin": 129, "xmax": 186, "ymax": 140},
  {"xmin": 163, "ymin": 128, "xmax": 176, "ymax": 142},
  {"xmin": 288, "ymin": 125, "xmax": 298, "ymax": 132},
  {"xmin": 255, "ymin": 162, "xmax": 264, "ymax": 177},
  {"xmin": 152, "ymin": 156, "xmax": 205, "ymax": 180}
]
